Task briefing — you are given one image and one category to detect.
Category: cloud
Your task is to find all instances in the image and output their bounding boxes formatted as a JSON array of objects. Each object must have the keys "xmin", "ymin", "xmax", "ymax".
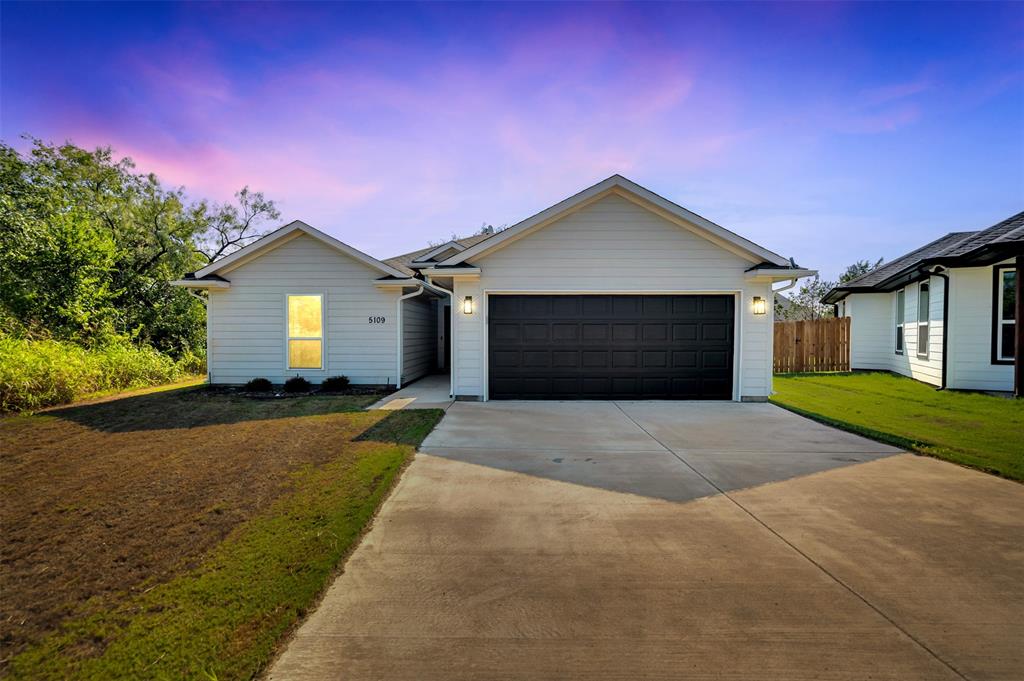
[
  {"xmin": 861, "ymin": 79, "xmax": 933, "ymax": 106},
  {"xmin": 5, "ymin": 0, "xmax": 1021, "ymax": 268}
]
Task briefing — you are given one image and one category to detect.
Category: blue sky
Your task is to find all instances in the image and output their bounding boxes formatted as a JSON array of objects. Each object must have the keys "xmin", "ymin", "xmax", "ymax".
[{"xmin": 3, "ymin": 1, "xmax": 1022, "ymax": 277}]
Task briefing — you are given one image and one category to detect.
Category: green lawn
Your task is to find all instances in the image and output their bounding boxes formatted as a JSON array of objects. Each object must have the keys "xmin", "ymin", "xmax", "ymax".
[
  {"xmin": 1, "ymin": 386, "xmax": 443, "ymax": 680},
  {"xmin": 772, "ymin": 372, "xmax": 1024, "ymax": 481}
]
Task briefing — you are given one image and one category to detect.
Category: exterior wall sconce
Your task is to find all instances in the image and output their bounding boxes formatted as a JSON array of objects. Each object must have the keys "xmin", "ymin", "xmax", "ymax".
[
  {"xmin": 752, "ymin": 296, "xmax": 767, "ymax": 315},
  {"xmin": 463, "ymin": 296, "xmax": 474, "ymax": 315}
]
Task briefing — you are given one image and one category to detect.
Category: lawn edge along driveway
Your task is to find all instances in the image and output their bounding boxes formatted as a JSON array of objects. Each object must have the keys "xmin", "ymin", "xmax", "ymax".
[
  {"xmin": 771, "ymin": 371, "xmax": 1023, "ymax": 482},
  {"xmin": 5, "ymin": 402, "xmax": 443, "ymax": 681}
]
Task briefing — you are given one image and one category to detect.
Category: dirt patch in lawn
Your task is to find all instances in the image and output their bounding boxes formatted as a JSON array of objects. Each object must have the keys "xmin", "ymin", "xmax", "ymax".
[{"xmin": 0, "ymin": 387, "xmax": 384, "ymax": 666}]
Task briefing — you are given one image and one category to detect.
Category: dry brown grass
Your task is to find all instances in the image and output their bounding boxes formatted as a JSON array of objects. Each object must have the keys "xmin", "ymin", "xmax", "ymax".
[{"xmin": 0, "ymin": 385, "xmax": 388, "ymax": 667}]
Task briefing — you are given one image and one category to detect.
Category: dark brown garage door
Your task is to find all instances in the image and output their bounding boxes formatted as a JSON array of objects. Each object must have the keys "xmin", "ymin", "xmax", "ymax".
[{"xmin": 488, "ymin": 295, "xmax": 734, "ymax": 400}]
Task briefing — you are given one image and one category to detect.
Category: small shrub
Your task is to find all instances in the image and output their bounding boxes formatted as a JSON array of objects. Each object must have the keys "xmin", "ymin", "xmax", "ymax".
[
  {"xmin": 320, "ymin": 375, "xmax": 350, "ymax": 392},
  {"xmin": 176, "ymin": 350, "xmax": 207, "ymax": 375},
  {"xmin": 283, "ymin": 376, "xmax": 312, "ymax": 393},
  {"xmin": 244, "ymin": 378, "xmax": 273, "ymax": 393}
]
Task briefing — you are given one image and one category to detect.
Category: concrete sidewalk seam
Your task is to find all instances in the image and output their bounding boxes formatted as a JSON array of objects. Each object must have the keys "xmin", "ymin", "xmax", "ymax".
[{"xmin": 610, "ymin": 400, "xmax": 971, "ymax": 681}]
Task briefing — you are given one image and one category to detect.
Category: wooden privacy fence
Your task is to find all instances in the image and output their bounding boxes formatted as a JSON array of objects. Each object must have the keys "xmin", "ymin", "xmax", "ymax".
[{"xmin": 774, "ymin": 317, "xmax": 850, "ymax": 373}]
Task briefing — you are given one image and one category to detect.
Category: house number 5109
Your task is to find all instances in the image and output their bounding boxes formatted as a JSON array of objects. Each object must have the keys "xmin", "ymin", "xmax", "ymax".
[{"xmin": 368, "ymin": 316, "xmax": 386, "ymax": 324}]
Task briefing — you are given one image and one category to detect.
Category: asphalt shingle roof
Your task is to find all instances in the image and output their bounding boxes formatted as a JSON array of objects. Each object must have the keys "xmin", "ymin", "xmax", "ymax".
[
  {"xmin": 384, "ymin": 233, "xmax": 496, "ymax": 276},
  {"xmin": 840, "ymin": 231, "xmax": 977, "ymax": 288},
  {"xmin": 827, "ymin": 210, "xmax": 1024, "ymax": 301},
  {"xmin": 940, "ymin": 211, "xmax": 1024, "ymax": 257}
]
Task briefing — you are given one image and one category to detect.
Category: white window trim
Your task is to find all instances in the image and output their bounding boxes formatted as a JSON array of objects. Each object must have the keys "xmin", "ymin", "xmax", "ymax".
[
  {"xmin": 996, "ymin": 267, "xmax": 1016, "ymax": 362},
  {"xmin": 917, "ymin": 281, "xmax": 930, "ymax": 359},
  {"xmin": 285, "ymin": 293, "xmax": 326, "ymax": 371},
  {"xmin": 895, "ymin": 288, "xmax": 905, "ymax": 355}
]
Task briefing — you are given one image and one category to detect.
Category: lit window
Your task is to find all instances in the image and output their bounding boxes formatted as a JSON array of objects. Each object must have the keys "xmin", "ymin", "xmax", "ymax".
[
  {"xmin": 917, "ymin": 281, "xmax": 930, "ymax": 359},
  {"xmin": 288, "ymin": 295, "xmax": 323, "ymax": 369},
  {"xmin": 895, "ymin": 289, "xmax": 905, "ymax": 355},
  {"xmin": 995, "ymin": 268, "xmax": 1016, "ymax": 361}
]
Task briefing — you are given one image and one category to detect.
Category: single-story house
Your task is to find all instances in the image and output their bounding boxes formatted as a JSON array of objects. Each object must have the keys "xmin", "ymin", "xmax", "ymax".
[
  {"xmin": 173, "ymin": 175, "xmax": 814, "ymax": 401},
  {"xmin": 823, "ymin": 211, "xmax": 1023, "ymax": 394}
]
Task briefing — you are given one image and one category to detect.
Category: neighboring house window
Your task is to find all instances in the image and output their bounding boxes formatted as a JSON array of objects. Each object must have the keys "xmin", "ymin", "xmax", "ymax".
[
  {"xmin": 287, "ymin": 294, "xmax": 323, "ymax": 369},
  {"xmin": 895, "ymin": 289, "xmax": 905, "ymax": 354},
  {"xmin": 917, "ymin": 281, "xmax": 930, "ymax": 359},
  {"xmin": 995, "ymin": 267, "xmax": 1016, "ymax": 362}
]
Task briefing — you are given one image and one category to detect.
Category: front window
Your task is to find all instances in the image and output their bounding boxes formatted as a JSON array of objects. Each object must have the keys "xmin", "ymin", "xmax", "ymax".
[
  {"xmin": 995, "ymin": 268, "xmax": 1016, "ymax": 362},
  {"xmin": 288, "ymin": 294, "xmax": 323, "ymax": 369},
  {"xmin": 895, "ymin": 289, "xmax": 905, "ymax": 354},
  {"xmin": 917, "ymin": 281, "xmax": 930, "ymax": 359}
]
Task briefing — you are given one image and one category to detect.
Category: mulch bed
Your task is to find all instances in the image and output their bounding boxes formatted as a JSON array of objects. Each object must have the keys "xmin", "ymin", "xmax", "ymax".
[{"xmin": 198, "ymin": 384, "xmax": 394, "ymax": 400}]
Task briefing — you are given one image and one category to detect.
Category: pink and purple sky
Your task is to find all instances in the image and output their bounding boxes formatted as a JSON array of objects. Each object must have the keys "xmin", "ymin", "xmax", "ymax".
[{"xmin": 3, "ymin": 1, "xmax": 1022, "ymax": 278}]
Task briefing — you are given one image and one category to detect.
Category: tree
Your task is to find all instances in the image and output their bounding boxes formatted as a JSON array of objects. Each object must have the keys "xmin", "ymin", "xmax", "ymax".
[
  {"xmin": 773, "ymin": 258, "xmax": 884, "ymax": 321},
  {"xmin": 428, "ymin": 222, "xmax": 507, "ymax": 248},
  {"xmin": 193, "ymin": 187, "xmax": 280, "ymax": 264},
  {"xmin": 839, "ymin": 258, "xmax": 884, "ymax": 283},
  {"xmin": 0, "ymin": 137, "xmax": 279, "ymax": 357},
  {"xmin": 785, "ymin": 275, "xmax": 836, "ymax": 320}
]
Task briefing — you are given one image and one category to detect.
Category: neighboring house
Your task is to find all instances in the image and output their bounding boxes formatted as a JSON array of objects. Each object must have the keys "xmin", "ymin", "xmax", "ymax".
[
  {"xmin": 823, "ymin": 212, "xmax": 1023, "ymax": 394},
  {"xmin": 173, "ymin": 175, "xmax": 814, "ymax": 400}
]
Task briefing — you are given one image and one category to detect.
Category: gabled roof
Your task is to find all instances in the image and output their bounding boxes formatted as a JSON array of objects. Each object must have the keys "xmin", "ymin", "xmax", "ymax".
[
  {"xmin": 384, "ymin": 232, "xmax": 494, "ymax": 276},
  {"xmin": 840, "ymin": 231, "xmax": 975, "ymax": 288},
  {"xmin": 940, "ymin": 210, "xmax": 1024, "ymax": 257},
  {"xmin": 413, "ymin": 240, "xmax": 467, "ymax": 263},
  {"xmin": 823, "ymin": 210, "xmax": 1024, "ymax": 304},
  {"xmin": 435, "ymin": 175, "xmax": 792, "ymax": 268},
  {"xmin": 190, "ymin": 220, "xmax": 409, "ymax": 281}
]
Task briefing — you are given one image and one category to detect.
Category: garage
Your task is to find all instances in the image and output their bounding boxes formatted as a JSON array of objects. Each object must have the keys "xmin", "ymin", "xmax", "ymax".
[{"xmin": 488, "ymin": 294, "xmax": 734, "ymax": 400}]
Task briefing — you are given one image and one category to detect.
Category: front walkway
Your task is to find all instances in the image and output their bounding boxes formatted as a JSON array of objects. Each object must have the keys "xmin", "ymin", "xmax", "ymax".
[
  {"xmin": 369, "ymin": 373, "xmax": 453, "ymax": 411},
  {"xmin": 269, "ymin": 401, "xmax": 1024, "ymax": 680}
]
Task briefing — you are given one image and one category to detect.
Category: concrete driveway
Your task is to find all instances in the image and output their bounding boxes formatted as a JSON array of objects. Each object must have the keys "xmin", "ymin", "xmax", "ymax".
[{"xmin": 269, "ymin": 401, "xmax": 1024, "ymax": 681}]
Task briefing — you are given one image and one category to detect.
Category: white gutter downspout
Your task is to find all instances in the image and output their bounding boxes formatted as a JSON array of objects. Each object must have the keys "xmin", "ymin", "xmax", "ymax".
[
  {"xmin": 426, "ymin": 275, "xmax": 455, "ymax": 399},
  {"xmin": 396, "ymin": 285, "xmax": 424, "ymax": 389},
  {"xmin": 773, "ymin": 278, "xmax": 799, "ymax": 295},
  {"xmin": 186, "ymin": 289, "xmax": 211, "ymax": 384},
  {"xmin": 768, "ymin": 278, "xmax": 799, "ymax": 395}
]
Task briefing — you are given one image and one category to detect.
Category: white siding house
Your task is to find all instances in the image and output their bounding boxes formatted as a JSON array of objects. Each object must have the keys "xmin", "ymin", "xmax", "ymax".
[
  {"xmin": 175, "ymin": 175, "xmax": 817, "ymax": 400},
  {"xmin": 420, "ymin": 176, "xmax": 814, "ymax": 401},
  {"xmin": 825, "ymin": 213, "xmax": 1022, "ymax": 394},
  {"xmin": 174, "ymin": 221, "xmax": 442, "ymax": 388},
  {"xmin": 400, "ymin": 296, "xmax": 436, "ymax": 385},
  {"xmin": 947, "ymin": 265, "xmax": 1016, "ymax": 391},
  {"xmin": 441, "ymin": 194, "xmax": 778, "ymax": 399}
]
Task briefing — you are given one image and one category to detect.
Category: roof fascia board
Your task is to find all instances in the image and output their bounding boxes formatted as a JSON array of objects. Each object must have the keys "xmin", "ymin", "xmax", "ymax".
[
  {"xmin": 933, "ymin": 242, "xmax": 1024, "ymax": 268},
  {"xmin": 436, "ymin": 177, "xmax": 624, "ymax": 266},
  {"xmin": 610, "ymin": 188, "xmax": 772, "ymax": 265},
  {"xmin": 212, "ymin": 230, "xmax": 307, "ymax": 277},
  {"xmin": 412, "ymin": 240, "xmax": 468, "ymax": 263},
  {"xmin": 437, "ymin": 175, "xmax": 789, "ymax": 267},
  {"xmin": 170, "ymin": 279, "xmax": 230, "ymax": 289},
  {"xmin": 195, "ymin": 220, "xmax": 408, "ymax": 280},
  {"xmin": 607, "ymin": 181, "xmax": 789, "ymax": 266},
  {"xmin": 418, "ymin": 266, "xmax": 481, "ymax": 279},
  {"xmin": 194, "ymin": 223, "xmax": 302, "ymax": 277},
  {"xmin": 825, "ymin": 267, "xmax": 940, "ymax": 303},
  {"xmin": 745, "ymin": 268, "xmax": 817, "ymax": 282}
]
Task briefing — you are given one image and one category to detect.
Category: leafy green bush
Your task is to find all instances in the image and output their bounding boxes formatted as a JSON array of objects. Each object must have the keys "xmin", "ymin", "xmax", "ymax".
[
  {"xmin": 0, "ymin": 336, "xmax": 198, "ymax": 412},
  {"xmin": 320, "ymin": 375, "xmax": 350, "ymax": 392},
  {"xmin": 175, "ymin": 350, "xmax": 207, "ymax": 376},
  {"xmin": 243, "ymin": 377, "xmax": 273, "ymax": 392},
  {"xmin": 283, "ymin": 376, "xmax": 312, "ymax": 393}
]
